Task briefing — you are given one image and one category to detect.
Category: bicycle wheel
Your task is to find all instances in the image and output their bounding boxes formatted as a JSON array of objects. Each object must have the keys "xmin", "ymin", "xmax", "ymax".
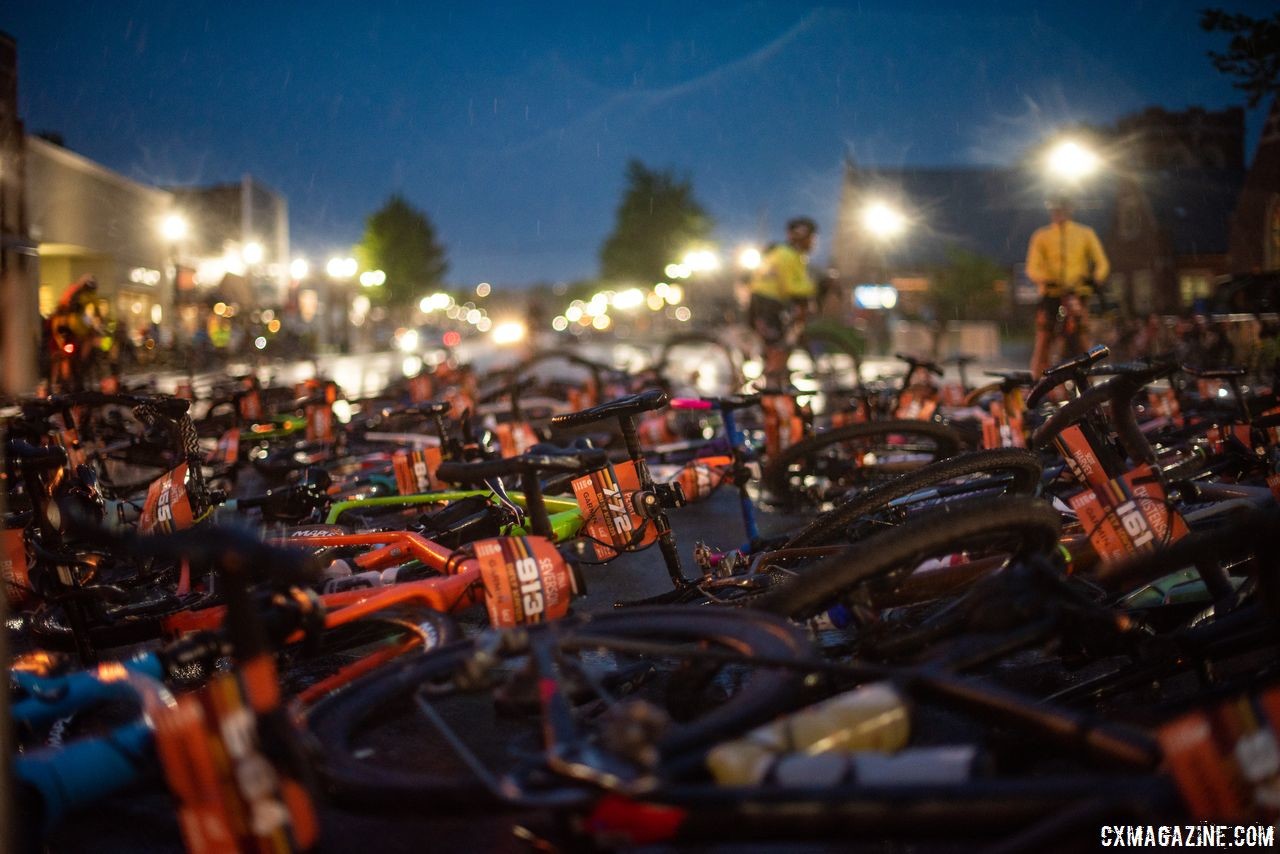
[
  {"xmin": 762, "ymin": 419, "xmax": 965, "ymax": 509},
  {"xmin": 782, "ymin": 448, "xmax": 1044, "ymax": 549},
  {"xmin": 308, "ymin": 607, "xmax": 810, "ymax": 810},
  {"xmin": 657, "ymin": 332, "xmax": 742, "ymax": 396},
  {"xmin": 25, "ymin": 586, "xmax": 211, "ymax": 652},
  {"xmin": 961, "ymin": 382, "xmax": 1004, "ymax": 407},
  {"xmin": 752, "ymin": 496, "xmax": 1062, "ymax": 620}
]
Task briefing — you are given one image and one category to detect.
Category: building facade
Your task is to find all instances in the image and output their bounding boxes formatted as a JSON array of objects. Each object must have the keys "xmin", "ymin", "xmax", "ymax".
[
  {"xmin": 1104, "ymin": 106, "xmax": 1245, "ymax": 314},
  {"xmin": 1227, "ymin": 99, "xmax": 1280, "ymax": 274},
  {"xmin": 25, "ymin": 134, "xmax": 176, "ymax": 334},
  {"xmin": 170, "ymin": 175, "xmax": 290, "ymax": 302},
  {"xmin": 23, "ymin": 135, "xmax": 292, "ymax": 343}
]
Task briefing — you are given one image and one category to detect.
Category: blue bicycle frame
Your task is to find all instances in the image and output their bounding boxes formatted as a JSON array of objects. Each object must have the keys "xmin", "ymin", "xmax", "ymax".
[{"xmin": 13, "ymin": 654, "xmax": 169, "ymax": 832}]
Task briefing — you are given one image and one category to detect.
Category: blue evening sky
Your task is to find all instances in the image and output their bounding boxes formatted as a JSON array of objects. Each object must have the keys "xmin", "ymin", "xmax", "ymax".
[{"xmin": 3, "ymin": 1, "xmax": 1274, "ymax": 284}]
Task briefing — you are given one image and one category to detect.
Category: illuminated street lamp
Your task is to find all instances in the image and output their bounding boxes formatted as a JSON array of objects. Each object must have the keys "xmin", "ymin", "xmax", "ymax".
[
  {"xmin": 737, "ymin": 246, "xmax": 762, "ymax": 271},
  {"xmin": 157, "ymin": 213, "xmax": 190, "ymax": 342},
  {"xmin": 359, "ymin": 269, "xmax": 386, "ymax": 288},
  {"xmin": 860, "ymin": 200, "xmax": 908, "ymax": 240},
  {"xmin": 326, "ymin": 256, "xmax": 357, "ymax": 279},
  {"xmin": 289, "ymin": 258, "xmax": 310, "ymax": 280},
  {"xmin": 242, "ymin": 240, "xmax": 264, "ymax": 265},
  {"xmin": 1045, "ymin": 139, "xmax": 1100, "ymax": 183},
  {"xmin": 492, "ymin": 320, "xmax": 528, "ymax": 346},
  {"xmin": 612, "ymin": 288, "xmax": 645, "ymax": 310},
  {"xmin": 159, "ymin": 213, "xmax": 189, "ymax": 242},
  {"xmin": 681, "ymin": 248, "xmax": 721, "ymax": 273},
  {"xmin": 858, "ymin": 200, "xmax": 909, "ymax": 345}
]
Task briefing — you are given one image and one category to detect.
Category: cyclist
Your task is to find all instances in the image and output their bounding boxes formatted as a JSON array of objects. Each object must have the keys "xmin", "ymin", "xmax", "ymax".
[
  {"xmin": 48, "ymin": 275, "xmax": 104, "ymax": 391},
  {"xmin": 1026, "ymin": 196, "xmax": 1110, "ymax": 380},
  {"xmin": 749, "ymin": 217, "xmax": 818, "ymax": 388}
]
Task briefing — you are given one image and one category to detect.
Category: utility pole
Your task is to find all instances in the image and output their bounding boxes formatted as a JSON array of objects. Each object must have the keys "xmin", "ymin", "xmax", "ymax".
[
  {"xmin": 0, "ymin": 29, "xmax": 33, "ymax": 854},
  {"xmin": 0, "ymin": 31, "xmax": 38, "ymax": 396}
]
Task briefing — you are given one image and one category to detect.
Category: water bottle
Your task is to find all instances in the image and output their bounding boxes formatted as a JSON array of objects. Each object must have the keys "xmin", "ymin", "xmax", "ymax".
[
  {"xmin": 323, "ymin": 568, "xmax": 383, "ymax": 594},
  {"xmin": 706, "ymin": 682, "xmax": 909, "ymax": 785},
  {"xmin": 768, "ymin": 745, "xmax": 978, "ymax": 787},
  {"xmin": 322, "ymin": 558, "xmax": 352, "ymax": 578}
]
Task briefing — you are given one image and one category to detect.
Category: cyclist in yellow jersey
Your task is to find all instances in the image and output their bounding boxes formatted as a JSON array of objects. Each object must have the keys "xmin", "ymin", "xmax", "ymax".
[
  {"xmin": 749, "ymin": 217, "xmax": 817, "ymax": 387},
  {"xmin": 1026, "ymin": 197, "xmax": 1110, "ymax": 379}
]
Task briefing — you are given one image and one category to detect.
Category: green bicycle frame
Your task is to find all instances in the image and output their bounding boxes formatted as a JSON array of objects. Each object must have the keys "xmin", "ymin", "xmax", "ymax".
[
  {"xmin": 324, "ymin": 489, "xmax": 585, "ymax": 541},
  {"xmin": 240, "ymin": 415, "xmax": 308, "ymax": 442}
]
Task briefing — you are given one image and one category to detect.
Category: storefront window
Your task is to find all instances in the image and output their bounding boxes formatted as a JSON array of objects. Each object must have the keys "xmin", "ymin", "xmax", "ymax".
[{"xmin": 1179, "ymin": 272, "xmax": 1211, "ymax": 307}]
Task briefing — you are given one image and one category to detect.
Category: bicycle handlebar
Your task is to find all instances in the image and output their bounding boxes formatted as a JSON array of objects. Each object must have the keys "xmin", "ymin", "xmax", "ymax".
[
  {"xmin": 894, "ymin": 353, "xmax": 944, "ymax": 377},
  {"xmin": 33, "ymin": 391, "xmax": 192, "ymax": 418},
  {"xmin": 385, "ymin": 400, "xmax": 453, "ymax": 418},
  {"xmin": 1025, "ymin": 345, "xmax": 1110, "ymax": 408}
]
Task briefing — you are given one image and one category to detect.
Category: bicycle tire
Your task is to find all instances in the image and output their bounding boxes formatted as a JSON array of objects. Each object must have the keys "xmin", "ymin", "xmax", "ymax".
[
  {"xmin": 657, "ymin": 333, "xmax": 742, "ymax": 392},
  {"xmin": 751, "ymin": 496, "xmax": 1062, "ymax": 620},
  {"xmin": 762, "ymin": 419, "xmax": 965, "ymax": 506},
  {"xmin": 308, "ymin": 607, "xmax": 810, "ymax": 810},
  {"xmin": 782, "ymin": 448, "xmax": 1044, "ymax": 549},
  {"xmin": 961, "ymin": 381, "xmax": 1003, "ymax": 408},
  {"xmin": 25, "ymin": 594, "xmax": 199, "ymax": 651}
]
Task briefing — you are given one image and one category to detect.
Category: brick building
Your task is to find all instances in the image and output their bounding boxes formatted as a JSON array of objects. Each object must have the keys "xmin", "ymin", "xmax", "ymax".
[
  {"xmin": 1104, "ymin": 107, "xmax": 1245, "ymax": 314},
  {"xmin": 1227, "ymin": 98, "xmax": 1280, "ymax": 274}
]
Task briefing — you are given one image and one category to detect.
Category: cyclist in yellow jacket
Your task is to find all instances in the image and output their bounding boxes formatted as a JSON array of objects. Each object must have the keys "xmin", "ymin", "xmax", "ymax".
[
  {"xmin": 1026, "ymin": 197, "xmax": 1110, "ymax": 379},
  {"xmin": 750, "ymin": 217, "xmax": 817, "ymax": 387}
]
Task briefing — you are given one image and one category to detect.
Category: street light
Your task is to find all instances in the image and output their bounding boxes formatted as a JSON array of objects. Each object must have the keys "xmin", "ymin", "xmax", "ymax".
[
  {"xmin": 860, "ymin": 201, "xmax": 908, "ymax": 240},
  {"xmin": 492, "ymin": 320, "xmax": 528, "ymax": 346},
  {"xmin": 326, "ymin": 256, "xmax": 357, "ymax": 279},
  {"xmin": 289, "ymin": 258, "xmax": 310, "ymax": 280},
  {"xmin": 1045, "ymin": 139, "xmax": 1100, "ymax": 182},
  {"xmin": 737, "ymin": 246, "xmax": 762, "ymax": 271},
  {"xmin": 157, "ymin": 213, "xmax": 190, "ymax": 344},
  {"xmin": 160, "ymin": 213, "xmax": 189, "ymax": 242},
  {"xmin": 242, "ymin": 241, "xmax": 264, "ymax": 265},
  {"xmin": 858, "ymin": 200, "xmax": 908, "ymax": 357},
  {"xmin": 359, "ymin": 269, "xmax": 386, "ymax": 288},
  {"xmin": 681, "ymin": 248, "xmax": 721, "ymax": 273},
  {"xmin": 612, "ymin": 288, "xmax": 645, "ymax": 310}
]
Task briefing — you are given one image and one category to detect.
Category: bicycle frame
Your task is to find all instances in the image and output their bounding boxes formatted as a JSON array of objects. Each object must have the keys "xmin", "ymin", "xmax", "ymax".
[
  {"xmin": 323, "ymin": 488, "xmax": 584, "ymax": 540},
  {"xmin": 667, "ymin": 398, "xmax": 760, "ymax": 546}
]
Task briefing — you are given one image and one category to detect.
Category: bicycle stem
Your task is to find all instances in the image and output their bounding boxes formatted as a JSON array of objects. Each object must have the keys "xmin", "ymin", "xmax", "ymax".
[{"xmin": 618, "ymin": 414, "xmax": 692, "ymax": 591}]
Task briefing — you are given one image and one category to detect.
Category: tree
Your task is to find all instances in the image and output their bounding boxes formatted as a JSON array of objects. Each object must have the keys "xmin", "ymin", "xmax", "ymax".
[
  {"xmin": 928, "ymin": 247, "xmax": 1005, "ymax": 324},
  {"xmin": 1201, "ymin": 9, "xmax": 1280, "ymax": 108},
  {"xmin": 356, "ymin": 195, "xmax": 448, "ymax": 305},
  {"xmin": 599, "ymin": 160, "xmax": 712, "ymax": 284}
]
